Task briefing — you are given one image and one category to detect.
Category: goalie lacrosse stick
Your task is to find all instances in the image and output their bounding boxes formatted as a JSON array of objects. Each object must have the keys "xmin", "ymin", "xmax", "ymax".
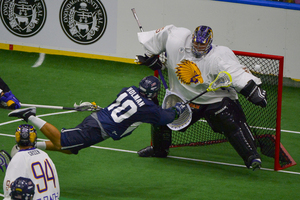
[
  {"xmin": 21, "ymin": 101, "xmax": 102, "ymax": 112},
  {"xmin": 132, "ymin": 8, "xmax": 192, "ymax": 131},
  {"xmin": 184, "ymin": 71, "xmax": 233, "ymax": 105}
]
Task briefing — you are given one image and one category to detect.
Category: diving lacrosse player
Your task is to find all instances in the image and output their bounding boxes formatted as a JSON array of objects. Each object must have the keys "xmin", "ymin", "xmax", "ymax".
[
  {"xmin": 8, "ymin": 76, "xmax": 187, "ymax": 155},
  {"xmin": 3, "ymin": 124, "xmax": 60, "ymax": 200},
  {"xmin": 135, "ymin": 25, "xmax": 267, "ymax": 170},
  {"xmin": 0, "ymin": 77, "xmax": 21, "ymax": 109}
]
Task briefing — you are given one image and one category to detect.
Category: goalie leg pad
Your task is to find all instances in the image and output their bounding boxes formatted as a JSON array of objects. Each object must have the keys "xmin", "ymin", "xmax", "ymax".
[
  {"xmin": 151, "ymin": 124, "xmax": 172, "ymax": 157},
  {"xmin": 204, "ymin": 97, "xmax": 260, "ymax": 168}
]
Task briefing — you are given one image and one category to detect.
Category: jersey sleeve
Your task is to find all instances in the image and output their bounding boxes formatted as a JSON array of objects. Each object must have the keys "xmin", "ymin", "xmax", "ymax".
[
  {"xmin": 215, "ymin": 46, "xmax": 262, "ymax": 92},
  {"xmin": 155, "ymin": 107, "xmax": 176, "ymax": 126},
  {"xmin": 3, "ymin": 154, "xmax": 28, "ymax": 199},
  {"xmin": 137, "ymin": 25, "xmax": 175, "ymax": 55}
]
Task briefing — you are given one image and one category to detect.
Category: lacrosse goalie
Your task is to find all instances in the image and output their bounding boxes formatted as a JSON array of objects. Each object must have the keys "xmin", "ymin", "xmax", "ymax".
[
  {"xmin": 135, "ymin": 25, "xmax": 267, "ymax": 170},
  {"xmin": 8, "ymin": 76, "xmax": 187, "ymax": 155}
]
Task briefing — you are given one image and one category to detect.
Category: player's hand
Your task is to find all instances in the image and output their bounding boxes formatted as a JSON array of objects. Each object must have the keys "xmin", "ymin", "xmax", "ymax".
[
  {"xmin": 0, "ymin": 91, "xmax": 21, "ymax": 109},
  {"xmin": 173, "ymin": 102, "xmax": 187, "ymax": 119},
  {"xmin": 240, "ymin": 80, "xmax": 267, "ymax": 108},
  {"xmin": 135, "ymin": 54, "xmax": 163, "ymax": 71},
  {"xmin": 249, "ymin": 87, "xmax": 267, "ymax": 108}
]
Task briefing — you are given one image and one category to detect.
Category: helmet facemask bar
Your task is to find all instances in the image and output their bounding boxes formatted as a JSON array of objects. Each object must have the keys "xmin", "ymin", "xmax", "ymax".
[
  {"xmin": 192, "ymin": 26, "xmax": 213, "ymax": 58},
  {"xmin": 15, "ymin": 124, "xmax": 37, "ymax": 147}
]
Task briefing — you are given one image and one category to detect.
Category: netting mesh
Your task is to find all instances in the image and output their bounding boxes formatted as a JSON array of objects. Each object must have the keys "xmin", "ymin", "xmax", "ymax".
[{"xmin": 156, "ymin": 51, "xmax": 295, "ymax": 169}]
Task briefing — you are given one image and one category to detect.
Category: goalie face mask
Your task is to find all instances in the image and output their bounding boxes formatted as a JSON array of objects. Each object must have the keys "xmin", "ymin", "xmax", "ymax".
[
  {"xmin": 192, "ymin": 26, "xmax": 213, "ymax": 58},
  {"xmin": 139, "ymin": 76, "xmax": 161, "ymax": 99},
  {"xmin": 15, "ymin": 124, "xmax": 37, "ymax": 147}
]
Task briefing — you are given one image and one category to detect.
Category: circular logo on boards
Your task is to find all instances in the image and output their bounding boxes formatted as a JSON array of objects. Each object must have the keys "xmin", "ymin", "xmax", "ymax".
[
  {"xmin": 59, "ymin": 0, "xmax": 107, "ymax": 45},
  {"xmin": 0, "ymin": 0, "xmax": 47, "ymax": 37}
]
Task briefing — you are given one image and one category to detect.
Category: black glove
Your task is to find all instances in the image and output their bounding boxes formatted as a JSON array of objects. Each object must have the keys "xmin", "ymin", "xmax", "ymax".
[
  {"xmin": 240, "ymin": 80, "xmax": 267, "ymax": 108},
  {"xmin": 135, "ymin": 54, "xmax": 163, "ymax": 71}
]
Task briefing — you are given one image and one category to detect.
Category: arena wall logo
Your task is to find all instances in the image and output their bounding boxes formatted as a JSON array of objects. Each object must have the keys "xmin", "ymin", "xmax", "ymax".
[
  {"xmin": 0, "ymin": 0, "xmax": 47, "ymax": 37},
  {"xmin": 60, "ymin": 0, "xmax": 107, "ymax": 45}
]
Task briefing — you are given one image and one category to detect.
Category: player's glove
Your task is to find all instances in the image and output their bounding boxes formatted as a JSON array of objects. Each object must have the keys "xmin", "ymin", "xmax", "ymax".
[
  {"xmin": 135, "ymin": 54, "xmax": 163, "ymax": 71},
  {"xmin": 172, "ymin": 102, "xmax": 187, "ymax": 119},
  {"xmin": 240, "ymin": 80, "xmax": 267, "ymax": 108},
  {"xmin": 0, "ymin": 91, "xmax": 21, "ymax": 109}
]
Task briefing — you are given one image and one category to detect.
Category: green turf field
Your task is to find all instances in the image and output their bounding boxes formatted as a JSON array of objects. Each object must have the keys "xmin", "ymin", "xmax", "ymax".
[{"xmin": 1, "ymin": 50, "xmax": 300, "ymax": 200}]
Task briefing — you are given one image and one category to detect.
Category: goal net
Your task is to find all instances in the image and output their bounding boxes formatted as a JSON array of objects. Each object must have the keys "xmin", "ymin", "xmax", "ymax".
[{"xmin": 155, "ymin": 51, "xmax": 296, "ymax": 171}]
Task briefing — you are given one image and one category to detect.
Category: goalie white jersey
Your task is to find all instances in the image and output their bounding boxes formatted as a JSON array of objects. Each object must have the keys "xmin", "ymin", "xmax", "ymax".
[
  {"xmin": 138, "ymin": 25, "xmax": 262, "ymax": 104},
  {"xmin": 3, "ymin": 148, "xmax": 60, "ymax": 200}
]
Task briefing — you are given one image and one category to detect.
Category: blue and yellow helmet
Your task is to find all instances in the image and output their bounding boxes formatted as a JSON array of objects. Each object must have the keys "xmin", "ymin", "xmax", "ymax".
[
  {"xmin": 15, "ymin": 124, "xmax": 37, "ymax": 147},
  {"xmin": 192, "ymin": 26, "xmax": 213, "ymax": 58}
]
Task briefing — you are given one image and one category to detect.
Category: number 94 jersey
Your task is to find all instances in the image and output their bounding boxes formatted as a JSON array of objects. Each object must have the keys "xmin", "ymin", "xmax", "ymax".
[
  {"xmin": 96, "ymin": 86, "xmax": 175, "ymax": 140},
  {"xmin": 3, "ymin": 148, "xmax": 60, "ymax": 200}
]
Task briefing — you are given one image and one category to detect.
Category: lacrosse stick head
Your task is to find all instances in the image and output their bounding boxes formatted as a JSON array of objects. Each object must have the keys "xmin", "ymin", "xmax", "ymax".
[
  {"xmin": 74, "ymin": 101, "xmax": 102, "ymax": 111},
  {"xmin": 207, "ymin": 71, "xmax": 232, "ymax": 92},
  {"xmin": 162, "ymin": 90, "xmax": 192, "ymax": 131}
]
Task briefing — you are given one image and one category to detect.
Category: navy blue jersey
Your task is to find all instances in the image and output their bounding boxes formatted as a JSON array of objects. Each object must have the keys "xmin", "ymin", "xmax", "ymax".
[{"xmin": 96, "ymin": 86, "xmax": 175, "ymax": 140}]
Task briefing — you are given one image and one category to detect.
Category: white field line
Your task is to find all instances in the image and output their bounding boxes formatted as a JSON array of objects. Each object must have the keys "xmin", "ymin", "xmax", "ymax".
[
  {"xmin": 198, "ymin": 119, "xmax": 300, "ymax": 134},
  {"xmin": 0, "ymin": 136, "xmax": 298, "ymax": 174},
  {"xmin": 32, "ymin": 53, "xmax": 45, "ymax": 68},
  {"xmin": 0, "ymin": 111, "xmax": 299, "ymax": 175}
]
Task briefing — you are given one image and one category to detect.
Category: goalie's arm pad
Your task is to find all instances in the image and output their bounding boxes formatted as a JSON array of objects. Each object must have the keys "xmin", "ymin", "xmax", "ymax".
[
  {"xmin": 135, "ymin": 54, "xmax": 163, "ymax": 71},
  {"xmin": 240, "ymin": 80, "xmax": 267, "ymax": 108}
]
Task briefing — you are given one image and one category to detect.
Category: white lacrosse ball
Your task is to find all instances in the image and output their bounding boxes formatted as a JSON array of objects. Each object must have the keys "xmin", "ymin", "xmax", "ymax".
[{"xmin": 254, "ymin": 65, "xmax": 261, "ymax": 70}]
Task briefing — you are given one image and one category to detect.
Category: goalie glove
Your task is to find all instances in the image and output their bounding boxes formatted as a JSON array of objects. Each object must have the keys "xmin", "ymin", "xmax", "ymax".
[
  {"xmin": 135, "ymin": 54, "xmax": 163, "ymax": 71},
  {"xmin": 0, "ymin": 91, "xmax": 21, "ymax": 109},
  {"xmin": 240, "ymin": 80, "xmax": 267, "ymax": 108},
  {"xmin": 172, "ymin": 102, "xmax": 187, "ymax": 120}
]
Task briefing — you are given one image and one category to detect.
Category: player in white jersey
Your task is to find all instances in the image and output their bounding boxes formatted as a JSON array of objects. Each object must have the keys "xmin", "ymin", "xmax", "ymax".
[
  {"xmin": 3, "ymin": 124, "xmax": 60, "ymax": 200},
  {"xmin": 135, "ymin": 25, "xmax": 267, "ymax": 170}
]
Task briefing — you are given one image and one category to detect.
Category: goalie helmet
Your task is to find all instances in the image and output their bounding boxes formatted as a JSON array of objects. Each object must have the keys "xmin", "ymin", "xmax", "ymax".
[
  {"xmin": 192, "ymin": 26, "xmax": 213, "ymax": 58},
  {"xmin": 10, "ymin": 177, "xmax": 35, "ymax": 200},
  {"xmin": 139, "ymin": 76, "xmax": 161, "ymax": 99},
  {"xmin": 15, "ymin": 124, "xmax": 37, "ymax": 147}
]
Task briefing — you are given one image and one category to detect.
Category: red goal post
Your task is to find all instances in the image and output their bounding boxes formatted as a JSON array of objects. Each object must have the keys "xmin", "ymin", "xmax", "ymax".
[{"xmin": 155, "ymin": 50, "xmax": 296, "ymax": 171}]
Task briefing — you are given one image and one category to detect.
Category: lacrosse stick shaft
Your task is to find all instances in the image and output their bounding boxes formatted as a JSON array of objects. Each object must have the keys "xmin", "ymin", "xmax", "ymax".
[
  {"xmin": 132, "ymin": 8, "xmax": 169, "ymax": 90},
  {"xmin": 183, "ymin": 90, "xmax": 208, "ymax": 105},
  {"xmin": 131, "ymin": 8, "xmax": 144, "ymax": 32},
  {"xmin": 21, "ymin": 103, "xmax": 75, "ymax": 110}
]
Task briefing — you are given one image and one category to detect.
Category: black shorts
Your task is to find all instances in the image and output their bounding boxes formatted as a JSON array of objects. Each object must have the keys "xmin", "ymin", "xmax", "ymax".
[{"xmin": 60, "ymin": 115, "xmax": 108, "ymax": 154}]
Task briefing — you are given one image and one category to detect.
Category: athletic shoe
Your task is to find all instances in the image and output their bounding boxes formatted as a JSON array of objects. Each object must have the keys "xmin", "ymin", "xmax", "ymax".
[
  {"xmin": 137, "ymin": 146, "xmax": 154, "ymax": 157},
  {"xmin": 251, "ymin": 158, "xmax": 262, "ymax": 171},
  {"xmin": 8, "ymin": 107, "xmax": 36, "ymax": 122},
  {"xmin": 0, "ymin": 150, "xmax": 12, "ymax": 172}
]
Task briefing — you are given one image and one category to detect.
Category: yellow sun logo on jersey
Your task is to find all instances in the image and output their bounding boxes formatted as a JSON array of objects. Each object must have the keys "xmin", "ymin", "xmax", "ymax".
[{"xmin": 175, "ymin": 60, "xmax": 204, "ymax": 85}]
